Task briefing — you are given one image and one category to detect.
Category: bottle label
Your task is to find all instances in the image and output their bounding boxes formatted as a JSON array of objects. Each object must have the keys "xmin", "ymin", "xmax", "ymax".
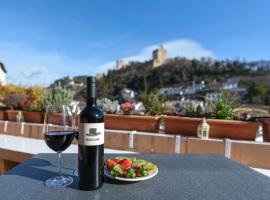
[{"xmin": 78, "ymin": 123, "xmax": 104, "ymax": 146}]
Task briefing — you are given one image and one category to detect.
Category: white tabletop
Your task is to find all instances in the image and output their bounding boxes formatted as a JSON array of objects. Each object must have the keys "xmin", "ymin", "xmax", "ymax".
[{"xmin": 0, "ymin": 134, "xmax": 135, "ymax": 155}]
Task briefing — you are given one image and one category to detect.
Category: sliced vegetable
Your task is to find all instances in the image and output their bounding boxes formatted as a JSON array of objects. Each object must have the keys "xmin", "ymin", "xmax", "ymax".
[
  {"xmin": 106, "ymin": 159, "xmax": 116, "ymax": 170},
  {"xmin": 106, "ymin": 157, "xmax": 157, "ymax": 179},
  {"xmin": 121, "ymin": 159, "xmax": 132, "ymax": 170},
  {"xmin": 125, "ymin": 167, "xmax": 136, "ymax": 178}
]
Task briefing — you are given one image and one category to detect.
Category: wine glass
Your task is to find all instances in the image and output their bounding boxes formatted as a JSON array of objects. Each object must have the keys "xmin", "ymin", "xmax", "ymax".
[{"xmin": 43, "ymin": 105, "xmax": 77, "ymax": 188}]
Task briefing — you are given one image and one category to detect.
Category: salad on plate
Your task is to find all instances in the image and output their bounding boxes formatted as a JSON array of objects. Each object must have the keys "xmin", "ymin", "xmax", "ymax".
[{"xmin": 105, "ymin": 157, "xmax": 158, "ymax": 180}]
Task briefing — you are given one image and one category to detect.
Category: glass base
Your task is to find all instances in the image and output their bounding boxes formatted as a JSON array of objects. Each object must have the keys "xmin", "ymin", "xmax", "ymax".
[
  {"xmin": 45, "ymin": 175, "xmax": 73, "ymax": 188},
  {"xmin": 73, "ymin": 170, "xmax": 78, "ymax": 177}
]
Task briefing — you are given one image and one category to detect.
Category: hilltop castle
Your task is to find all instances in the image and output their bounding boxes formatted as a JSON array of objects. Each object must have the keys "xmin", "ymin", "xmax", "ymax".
[
  {"xmin": 152, "ymin": 45, "xmax": 167, "ymax": 68},
  {"xmin": 115, "ymin": 45, "xmax": 167, "ymax": 70}
]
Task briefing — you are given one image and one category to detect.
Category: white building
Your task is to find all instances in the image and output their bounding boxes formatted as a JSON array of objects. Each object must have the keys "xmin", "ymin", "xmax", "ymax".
[
  {"xmin": 159, "ymin": 87, "xmax": 183, "ymax": 96},
  {"xmin": 121, "ymin": 88, "xmax": 137, "ymax": 101},
  {"xmin": 184, "ymin": 82, "xmax": 205, "ymax": 95},
  {"xmin": 222, "ymin": 79, "xmax": 238, "ymax": 90},
  {"xmin": 0, "ymin": 61, "xmax": 7, "ymax": 85}
]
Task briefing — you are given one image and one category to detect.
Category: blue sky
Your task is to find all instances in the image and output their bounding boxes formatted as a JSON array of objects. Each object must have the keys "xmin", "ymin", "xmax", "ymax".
[{"xmin": 0, "ymin": 0, "xmax": 270, "ymax": 86}]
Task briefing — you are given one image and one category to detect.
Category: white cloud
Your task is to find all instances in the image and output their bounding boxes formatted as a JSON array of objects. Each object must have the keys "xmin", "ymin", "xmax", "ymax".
[
  {"xmin": 0, "ymin": 38, "xmax": 214, "ymax": 86},
  {"xmin": 98, "ymin": 39, "xmax": 215, "ymax": 73},
  {"xmin": 0, "ymin": 41, "xmax": 97, "ymax": 86},
  {"xmin": 22, "ymin": 67, "xmax": 48, "ymax": 77}
]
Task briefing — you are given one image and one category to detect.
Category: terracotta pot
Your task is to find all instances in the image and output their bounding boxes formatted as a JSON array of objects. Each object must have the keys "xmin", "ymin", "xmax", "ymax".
[
  {"xmin": 105, "ymin": 114, "xmax": 160, "ymax": 132},
  {"xmin": 164, "ymin": 116, "xmax": 201, "ymax": 136},
  {"xmin": 207, "ymin": 119, "xmax": 260, "ymax": 141},
  {"xmin": 23, "ymin": 111, "xmax": 45, "ymax": 124},
  {"xmin": 260, "ymin": 119, "xmax": 270, "ymax": 142},
  {"xmin": 46, "ymin": 113, "xmax": 72, "ymax": 126},
  {"xmin": 0, "ymin": 110, "xmax": 7, "ymax": 120},
  {"xmin": 164, "ymin": 116, "xmax": 261, "ymax": 141},
  {"xmin": 6, "ymin": 110, "xmax": 19, "ymax": 122}
]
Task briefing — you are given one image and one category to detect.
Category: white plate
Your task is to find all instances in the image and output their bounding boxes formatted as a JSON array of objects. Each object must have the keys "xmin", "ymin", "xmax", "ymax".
[{"xmin": 104, "ymin": 166, "xmax": 158, "ymax": 182}]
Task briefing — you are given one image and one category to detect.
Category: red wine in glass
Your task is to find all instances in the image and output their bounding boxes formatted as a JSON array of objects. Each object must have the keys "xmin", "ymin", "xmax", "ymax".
[
  {"xmin": 43, "ymin": 105, "xmax": 78, "ymax": 188},
  {"xmin": 44, "ymin": 131, "xmax": 75, "ymax": 152}
]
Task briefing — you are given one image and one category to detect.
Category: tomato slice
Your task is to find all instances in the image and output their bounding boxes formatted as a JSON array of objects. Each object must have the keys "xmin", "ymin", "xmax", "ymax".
[
  {"xmin": 106, "ymin": 159, "xmax": 116, "ymax": 169},
  {"xmin": 114, "ymin": 158, "xmax": 121, "ymax": 164}
]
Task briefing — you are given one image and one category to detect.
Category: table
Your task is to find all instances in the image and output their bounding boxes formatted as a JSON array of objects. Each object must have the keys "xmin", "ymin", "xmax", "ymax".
[{"xmin": 0, "ymin": 154, "xmax": 270, "ymax": 200}]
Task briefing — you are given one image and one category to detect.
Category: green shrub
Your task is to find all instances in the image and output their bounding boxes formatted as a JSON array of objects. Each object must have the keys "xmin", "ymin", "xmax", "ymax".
[
  {"xmin": 41, "ymin": 84, "xmax": 73, "ymax": 112},
  {"xmin": 97, "ymin": 98, "xmax": 119, "ymax": 114},
  {"xmin": 141, "ymin": 90, "xmax": 167, "ymax": 116},
  {"xmin": 207, "ymin": 92, "xmax": 238, "ymax": 120},
  {"xmin": 184, "ymin": 104, "xmax": 204, "ymax": 118}
]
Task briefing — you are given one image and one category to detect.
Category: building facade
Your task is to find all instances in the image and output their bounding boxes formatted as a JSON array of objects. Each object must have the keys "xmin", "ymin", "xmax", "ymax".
[{"xmin": 0, "ymin": 61, "xmax": 7, "ymax": 85}]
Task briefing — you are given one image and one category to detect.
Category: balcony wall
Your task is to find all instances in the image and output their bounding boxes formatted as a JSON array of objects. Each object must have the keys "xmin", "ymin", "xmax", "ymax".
[{"xmin": 0, "ymin": 120, "xmax": 270, "ymax": 173}]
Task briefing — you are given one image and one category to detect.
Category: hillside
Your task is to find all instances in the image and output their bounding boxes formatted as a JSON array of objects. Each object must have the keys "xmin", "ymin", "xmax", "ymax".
[{"xmin": 50, "ymin": 57, "xmax": 270, "ymax": 103}]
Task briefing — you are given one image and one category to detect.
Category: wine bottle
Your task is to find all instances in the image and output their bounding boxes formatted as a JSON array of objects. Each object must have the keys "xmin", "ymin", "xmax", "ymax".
[{"xmin": 78, "ymin": 76, "xmax": 104, "ymax": 190}]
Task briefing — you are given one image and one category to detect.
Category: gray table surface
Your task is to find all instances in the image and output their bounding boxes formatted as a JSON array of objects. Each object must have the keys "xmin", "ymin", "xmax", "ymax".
[{"xmin": 0, "ymin": 153, "xmax": 270, "ymax": 200}]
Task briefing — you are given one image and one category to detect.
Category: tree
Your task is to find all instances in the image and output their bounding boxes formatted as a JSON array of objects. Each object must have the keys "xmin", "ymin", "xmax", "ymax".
[{"xmin": 247, "ymin": 81, "xmax": 267, "ymax": 103}]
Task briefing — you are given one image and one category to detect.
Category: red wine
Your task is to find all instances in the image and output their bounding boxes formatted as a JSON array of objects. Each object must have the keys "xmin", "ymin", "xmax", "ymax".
[
  {"xmin": 44, "ymin": 131, "xmax": 75, "ymax": 152},
  {"xmin": 78, "ymin": 76, "xmax": 104, "ymax": 190}
]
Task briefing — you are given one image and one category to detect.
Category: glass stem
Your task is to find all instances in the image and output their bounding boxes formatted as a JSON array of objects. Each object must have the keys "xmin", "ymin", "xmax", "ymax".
[{"xmin": 58, "ymin": 152, "xmax": 62, "ymax": 176}]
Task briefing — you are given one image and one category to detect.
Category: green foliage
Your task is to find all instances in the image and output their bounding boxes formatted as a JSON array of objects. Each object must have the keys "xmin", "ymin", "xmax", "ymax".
[
  {"xmin": 252, "ymin": 85, "xmax": 267, "ymax": 96},
  {"xmin": 97, "ymin": 98, "xmax": 119, "ymax": 114},
  {"xmin": 247, "ymin": 81, "xmax": 267, "ymax": 103},
  {"xmin": 41, "ymin": 84, "xmax": 73, "ymax": 112},
  {"xmin": 207, "ymin": 92, "xmax": 238, "ymax": 120},
  {"xmin": 184, "ymin": 104, "xmax": 204, "ymax": 118},
  {"xmin": 141, "ymin": 90, "xmax": 167, "ymax": 116}
]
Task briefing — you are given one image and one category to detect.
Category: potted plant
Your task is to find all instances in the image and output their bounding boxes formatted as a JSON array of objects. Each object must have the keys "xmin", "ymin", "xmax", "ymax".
[
  {"xmin": 105, "ymin": 101, "xmax": 160, "ymax": 132},
  {"xmin": 41, "ymin": 84, "xmax": 73, "ymax": 125},
  {"xmin": 103, "ymin": 91, "xmax": 164, "ymax": 133},
  {"xmin": 0, "ymin": 96, "xmax": 7, "ymax": 120},
  {"xmin": 164, "ymin": 103, "xmax": 203, "ymax": 137},
  {"xmin": 164, "ymin": 92, "xmax": 260, "ymax": 140},
  {"xmin": 0, "ymin": 108, "xmax": 7, "ymax": 121},
  {"xmin": 2, "ymin": 94, "xmax": 25, "ymax": 121},
  {"xmin": 259, "ymin": 118, "xmax": 270, "ymax": 142},
  {"xmin": 20, "ymin": 87, "xmax": 45, "ymax": 123}
]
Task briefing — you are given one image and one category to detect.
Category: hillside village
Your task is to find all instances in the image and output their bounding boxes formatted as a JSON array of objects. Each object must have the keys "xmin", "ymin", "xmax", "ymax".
[{"xmin": 47, "ymin": 45, "xmax": 270, "ymax": 113}]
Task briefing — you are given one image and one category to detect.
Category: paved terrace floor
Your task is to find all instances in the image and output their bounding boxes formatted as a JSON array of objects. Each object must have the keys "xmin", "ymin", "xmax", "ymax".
[{"xmin": 0, "ymin": 133, "xmax": 269, "ymax": 178}]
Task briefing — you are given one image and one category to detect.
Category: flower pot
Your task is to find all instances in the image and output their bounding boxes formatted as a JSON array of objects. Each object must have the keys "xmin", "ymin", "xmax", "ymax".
[
  {"xmin": 0, "ymin": 110, "xmax": 7, "ymax": 120},
  {"xmin": 164, "ymin": 116, "xmax": 260, "ymax": 140},
  {"xmin": 164, "ymin": 116, "xmax": 201, "ymax": 137},
  {"xmin": 105, "ymin": 114, "xmax": 160, "ymax": 132},
  {"xmin": 6, "ymin": 110, "xmax": 19, "ymax": 122},
  {"xmin": 207, "ymin": 119, "xmax": 260, "ymax": 141},
  {"xmin": 47, "ymin": 113, "xmax": 72, "ymax": 126},
  {"xmin": 23, "ymin": 111, "xmax": 45, "ymax": 124},
  {"xmin": 260, "ymin": 119, "xmax": 270, "ymax": 142}
]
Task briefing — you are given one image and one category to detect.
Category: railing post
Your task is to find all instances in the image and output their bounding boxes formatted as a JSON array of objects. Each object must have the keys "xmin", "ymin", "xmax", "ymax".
[
  {"xmin": 129, "ymin": 131, "xmax": 135, "ymax": 149},
  {"xmin": 4, "ymin": 121, "xmax": 8, "ymax": 133},
  {"xmin": 175, "ymin": 135, "xmax": 181, "ymax": 154},
  {"xmin": 21, "ymin": 122, "xmax": 25, "ymax": 135},
  {"xmin": 224, "ymin": 138, "xmax": 231, "ymax": 158}
]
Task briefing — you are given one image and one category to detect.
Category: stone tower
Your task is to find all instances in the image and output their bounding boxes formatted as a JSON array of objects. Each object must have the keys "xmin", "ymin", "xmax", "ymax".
[
  {"xmin": 116, "ymin": 59, "xmax": 125, "ymax": 70},
  {"xmin": 152, "ymin": 45, "xmax": 167, "ymax": 68},
  {"xmin": 96, "ymin": 73, "xmax": 104, "ymax": 80}
]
